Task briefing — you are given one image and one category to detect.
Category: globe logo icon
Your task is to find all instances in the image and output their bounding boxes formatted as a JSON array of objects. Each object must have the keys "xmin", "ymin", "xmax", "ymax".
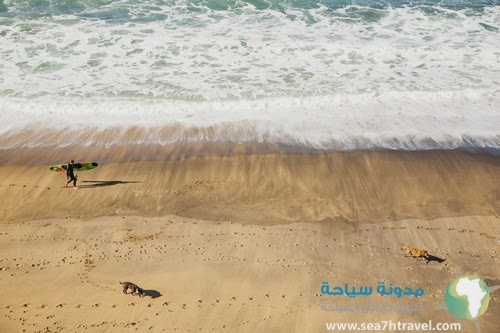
[{"xmin": 445, "ymin": 275, "xmax": 490, "ymax": 319}]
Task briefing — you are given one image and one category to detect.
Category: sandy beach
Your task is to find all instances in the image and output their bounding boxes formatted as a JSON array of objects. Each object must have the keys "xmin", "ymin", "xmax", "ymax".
[
  {"xmin": 2, "ymin": 0, "xmax": 500, "ymax": 331},
  {"xmin": 0, "ymin": 149, "xmax": 499, "ymax": 332}
]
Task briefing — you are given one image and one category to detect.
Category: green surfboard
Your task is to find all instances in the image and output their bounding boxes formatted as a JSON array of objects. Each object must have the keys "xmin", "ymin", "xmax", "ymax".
[{"xmin": 49, "ymin": 162, "xmax": 98, "ymax": 172}]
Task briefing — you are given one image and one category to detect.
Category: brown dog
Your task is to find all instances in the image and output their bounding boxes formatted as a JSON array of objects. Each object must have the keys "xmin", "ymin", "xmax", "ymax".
[
  {"xmin": 401, "ymin": 243, "xmax": 429, "ymax": 262},
  {"xmin": 120, "ymin": 281, "xmax": 146, "ymax": 298}
]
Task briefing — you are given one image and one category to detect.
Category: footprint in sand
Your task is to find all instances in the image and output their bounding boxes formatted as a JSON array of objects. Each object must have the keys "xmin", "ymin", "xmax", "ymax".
[
  {"xmin": 56, "ymin": 304, "xmax": 65, "ymax": 308},
  {"xmin": 75, "ymin": 304, "xmax": 83, "ymax": 308}
]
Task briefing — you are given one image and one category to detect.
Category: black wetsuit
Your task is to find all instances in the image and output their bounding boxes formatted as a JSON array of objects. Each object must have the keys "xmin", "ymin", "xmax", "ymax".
[{"xmin": 66, "ymin": 163, "xmax": 77, "ymax": 187}]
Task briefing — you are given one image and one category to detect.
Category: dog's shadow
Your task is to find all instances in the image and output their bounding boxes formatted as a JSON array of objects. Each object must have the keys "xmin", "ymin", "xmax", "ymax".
[
  {"xmin": 426, "ymin": 254, "xmax": 446, "ymax": 264},
  {"xmin": 144, "ymin": 289, "xmax": 162, "ymax": 299}
]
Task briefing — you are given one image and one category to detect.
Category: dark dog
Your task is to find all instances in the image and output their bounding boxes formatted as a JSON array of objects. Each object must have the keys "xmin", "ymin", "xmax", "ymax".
[{"xmin": 119, "ymin": 281, "xmax": 146, "ymax": 298}]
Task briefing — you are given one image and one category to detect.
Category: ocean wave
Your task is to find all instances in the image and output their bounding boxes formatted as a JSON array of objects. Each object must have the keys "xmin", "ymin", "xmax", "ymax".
[
  {"xmin": 1, "ymin": 0, "xmax": 499, "ymax": 155},
  {"xmin": 1, "ymin": 90, "xmax": 498, "ymax": 152},
  {"xmin": 0, "ymin": 3, "xmax": 499, "ymax": 99}
]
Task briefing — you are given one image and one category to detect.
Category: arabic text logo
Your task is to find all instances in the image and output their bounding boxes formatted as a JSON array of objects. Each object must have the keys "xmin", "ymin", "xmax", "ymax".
[{"xmin": 320, "ymin": 281, "xmax": 424, "ymax": 298}]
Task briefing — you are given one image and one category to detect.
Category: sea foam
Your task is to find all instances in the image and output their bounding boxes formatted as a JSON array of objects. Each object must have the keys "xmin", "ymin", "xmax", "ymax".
[
  {"xmin": 1, "ymin": 89, "xmax": 498, "ymax": 152},
  {"xmin": 0, "ymin": 1, "xmax": 499, "ymax": 153}
]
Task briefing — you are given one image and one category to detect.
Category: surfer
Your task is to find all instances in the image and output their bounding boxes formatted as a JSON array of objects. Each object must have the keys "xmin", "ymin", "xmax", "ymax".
[{"xmin": 65, "ymin": 160, "xmax": 78, "ymax": 189}]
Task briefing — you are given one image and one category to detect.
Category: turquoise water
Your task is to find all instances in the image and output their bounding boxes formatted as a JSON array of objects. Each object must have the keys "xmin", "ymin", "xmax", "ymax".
[
  {"xmin": 1, "ymin": 0, "xmax": 499, "ymax": 99},
  {"xmin": 2, "ymin": 1, "xmax": 499, "ymax": 17},
  {"xmin": 0, "ymin": 0, "xmax": 499, "ymax": 151}
]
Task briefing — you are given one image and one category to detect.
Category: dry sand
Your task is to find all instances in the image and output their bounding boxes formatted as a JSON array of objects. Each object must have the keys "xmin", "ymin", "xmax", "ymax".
[{"xmin": 0, "ymin": 149, "xmax": 499, "ymax": 332}]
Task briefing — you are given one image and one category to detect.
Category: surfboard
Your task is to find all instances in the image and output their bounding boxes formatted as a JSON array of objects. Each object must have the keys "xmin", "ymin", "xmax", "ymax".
[{"xmin": 49, "ymin": 162, "xmax": 98, "ymax": 172}]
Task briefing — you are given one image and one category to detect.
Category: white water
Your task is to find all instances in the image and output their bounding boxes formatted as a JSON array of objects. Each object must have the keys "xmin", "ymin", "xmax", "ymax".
[
  {"xmin": 1, "ymin": 90, "xmax": 498, "ymax": 151},
  {"xmin": 1, "ymin": 3, "xmax": 499, "ymax": 152},
  {"xmin": 1, "ymin": 5, "xmax": 500, "ymax": 98}
]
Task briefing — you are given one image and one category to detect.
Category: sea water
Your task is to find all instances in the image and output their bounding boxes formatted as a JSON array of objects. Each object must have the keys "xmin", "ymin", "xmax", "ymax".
[{"xmin": 0, "ymin": 0, "xmax": 499, "ymax": 151}]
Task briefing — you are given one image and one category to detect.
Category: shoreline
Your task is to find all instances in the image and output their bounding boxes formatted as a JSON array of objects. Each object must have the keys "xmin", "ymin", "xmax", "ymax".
[{"xmin": 1, "ymin": 142, "xmax": 500, "ymax": 166}]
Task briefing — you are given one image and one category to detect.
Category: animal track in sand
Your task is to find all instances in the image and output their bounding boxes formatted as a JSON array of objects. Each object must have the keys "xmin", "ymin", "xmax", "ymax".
[
  {"xmin": 415, "ymin": 226, "xmax": 440, "ymax": 231},
  {"xmin": 479, "ymin": 232, "xmax": 497, "ymax": 239}
]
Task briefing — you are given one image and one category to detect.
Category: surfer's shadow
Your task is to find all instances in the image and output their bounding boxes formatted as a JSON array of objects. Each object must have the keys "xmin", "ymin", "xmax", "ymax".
[{"xmin": 79, "ymin": 180, "xmax": 142, "ymax": 188}]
